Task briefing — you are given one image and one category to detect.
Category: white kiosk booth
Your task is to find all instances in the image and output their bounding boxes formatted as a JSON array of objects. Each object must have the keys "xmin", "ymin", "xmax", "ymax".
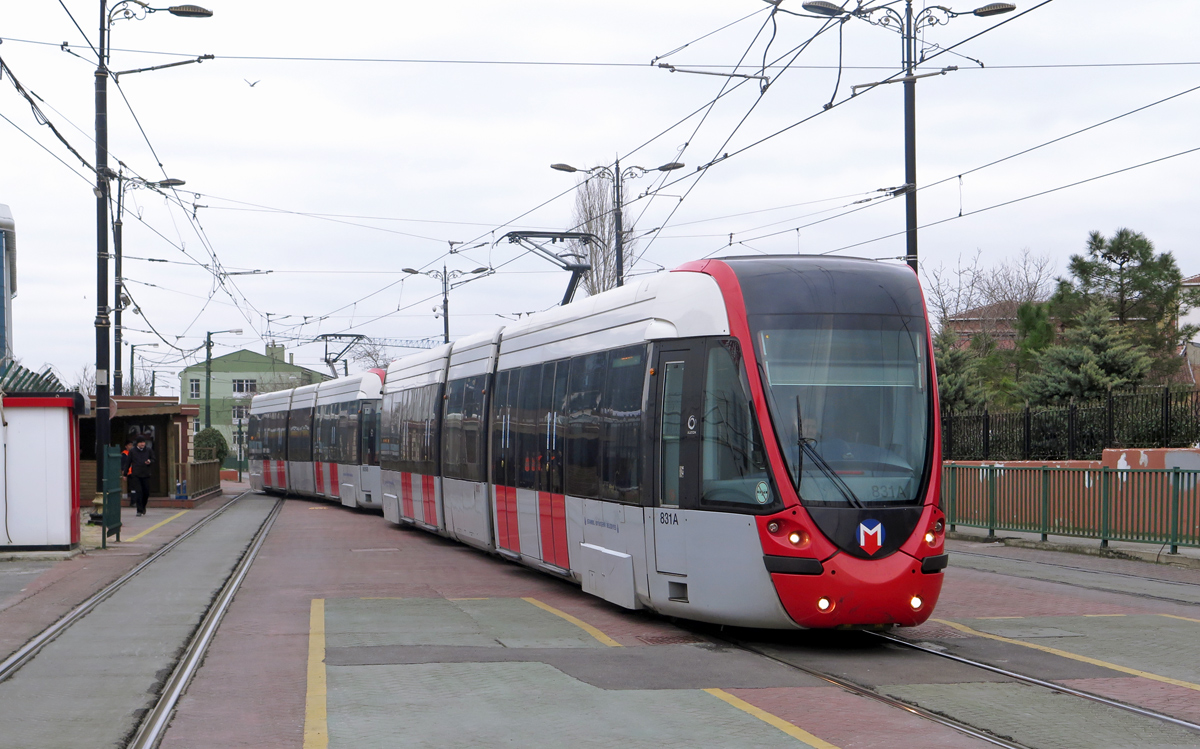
[{"xmin": 0, "ymin": 393, "xmax": 83, "ymax": 551}]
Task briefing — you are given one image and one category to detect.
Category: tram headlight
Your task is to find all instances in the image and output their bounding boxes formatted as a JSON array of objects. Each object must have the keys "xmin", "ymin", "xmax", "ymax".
[
  {"xmin": 910, "ymin": 595, "xmax": 923, "ymax": 610},
  {"xmin": 934, "ymin": 520, "xmax": 945, "ymax": 533},
  {"xmin": 817, "ymin": 597, "xmax": 832, "ymax": 612},
  {"xmin": 788, "ymin": 531, "xmax": 803, "ymax": 545},
  {"xmin": 767, "ymin": 521, "xmax": 780, "ymax": 534},
  {"xmin": 925, "ymin": 531, "xmax": 936, "ymax": 544}
]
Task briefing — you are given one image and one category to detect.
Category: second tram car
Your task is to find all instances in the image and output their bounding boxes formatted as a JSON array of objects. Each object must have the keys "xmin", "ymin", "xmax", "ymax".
[
  {"xmin": 252, "ymin": 256, "xmax": 947, "ymax": 629},
  {"xmin": 248, "ymin": 370, "xmax": 385, "ymax": 509}
]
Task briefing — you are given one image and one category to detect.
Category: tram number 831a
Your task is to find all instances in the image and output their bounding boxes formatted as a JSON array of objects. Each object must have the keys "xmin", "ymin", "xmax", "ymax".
[{"xmin": 659, "ymin": 511, "xmax": 680, "ymax": 525}]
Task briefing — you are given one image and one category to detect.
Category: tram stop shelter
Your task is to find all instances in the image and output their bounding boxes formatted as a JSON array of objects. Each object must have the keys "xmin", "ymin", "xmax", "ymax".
[{"xmin": 77, "ymin": 396, "xmax": 207, "ymax": 506}]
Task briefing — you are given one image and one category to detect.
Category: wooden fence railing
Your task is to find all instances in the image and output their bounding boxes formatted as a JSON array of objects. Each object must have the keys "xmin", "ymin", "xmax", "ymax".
[{"xmin": 173, "ymin": 459, "xmax": 222, "ymax": 500}]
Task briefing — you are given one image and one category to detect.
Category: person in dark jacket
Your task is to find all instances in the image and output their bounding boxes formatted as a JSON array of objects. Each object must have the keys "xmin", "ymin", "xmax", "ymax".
[
  {"xmin": 120, "ymin": 441, "xmax": 134, "ymax": 507},
  {"xmin": 129, "ymin": 437, "xmax": 155, "ymax": 516}
]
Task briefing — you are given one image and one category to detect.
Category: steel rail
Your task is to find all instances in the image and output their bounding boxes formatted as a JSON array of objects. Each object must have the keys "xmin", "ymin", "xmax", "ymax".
[
  {"xmin": 952, "ymin": 549, "xmax": 1200, "ymax": 587},
  {"xmin": 873, "ymin": 632, "xmax": 1200, "ymax": 733},
  {"xmin": 128, "ymin": 497, "xmax": 284, "ymax": 749},
  {"xmin": 730, "ymin": 639, "xmax": 1034, "ymax": 749},
  {"xmin": 950, "ymin": 550, "xmax": 1200, "ymax": 606},
  {"xmin": 0, "ymin": 491, "xmax": 252, "ymax": 683}
]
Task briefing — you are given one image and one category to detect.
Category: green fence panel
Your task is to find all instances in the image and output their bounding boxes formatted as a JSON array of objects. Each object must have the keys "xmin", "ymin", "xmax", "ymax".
[
  {"xmin": 942, "ymin": 464, "xmax": 1200, "ymax": 549},
  {"xmin": 101, "ymin": 446, "xmax": 122, "ymax": 548}
]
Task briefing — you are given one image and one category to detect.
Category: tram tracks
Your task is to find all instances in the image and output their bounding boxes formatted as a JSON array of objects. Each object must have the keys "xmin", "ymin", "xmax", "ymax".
[
  {"xmin": 950, "ymin": 549, "xmax": 1200, "ymax": 606},
  {"xmin": 0, "ymin": 491, "xmax": 283, "ymax": 749},
  {"xmin": 714, "ymin": 625, "xmax": 1200, "ymax": 748}
]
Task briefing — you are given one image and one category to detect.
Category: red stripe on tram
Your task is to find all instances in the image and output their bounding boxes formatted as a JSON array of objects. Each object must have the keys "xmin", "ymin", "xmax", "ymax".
[
  {"xmin": 421, "ymin": 474, "xmax": 436, "ymax": 526},
  {"xmin": 331, "ymin": 463, "xmax": 340, "ymax": 498}
]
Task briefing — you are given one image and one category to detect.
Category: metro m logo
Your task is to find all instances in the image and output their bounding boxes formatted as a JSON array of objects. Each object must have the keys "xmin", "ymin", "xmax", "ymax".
[{"xmin": 857, "ymin": 519, "xmax": 885, "ymax": 556}]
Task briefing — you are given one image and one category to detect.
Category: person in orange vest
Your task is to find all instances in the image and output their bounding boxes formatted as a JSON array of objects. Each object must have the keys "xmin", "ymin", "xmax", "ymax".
[{"xmin": 120, "ymin": 441, "xmax": 134, "ymax": 508}]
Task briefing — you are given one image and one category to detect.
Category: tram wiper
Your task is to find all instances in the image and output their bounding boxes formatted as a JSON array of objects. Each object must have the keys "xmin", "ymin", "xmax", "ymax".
[{"xmin": 796, "ymin": 397, "xmax": 864, "ymax": 509}]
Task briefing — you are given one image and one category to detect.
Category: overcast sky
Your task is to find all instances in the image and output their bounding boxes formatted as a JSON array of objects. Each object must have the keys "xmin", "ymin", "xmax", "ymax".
[{"xmin": 2, "ymin": 0, "xmax": 1198, "ymax": 393}]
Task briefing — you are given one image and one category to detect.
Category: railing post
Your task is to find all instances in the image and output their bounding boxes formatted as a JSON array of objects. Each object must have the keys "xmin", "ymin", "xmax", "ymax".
[
  {"xmin": 948, "ymin": 464, "xmax": 957, "ymax": 532},
  {"xmin": 987, "ymin": 464, "xmax": 997, "ymax": 539},
  {"xmin": 1041, "ymin": 465, "xmax": 1050, "ymax": 542},
  {"xmin": 1023, "ymin": 404, "xmax": 1032, "ymax": 461},
  {"xmin": 1068, "ymin": 400, "xmax": 1077, "ymax": 461},
  {"xmin": 983, "ymin": 409, "xmax": 991, "ymax": 462},
  {"xmin": 946, "ymin": 411, "xmax": 954, "ymax": 462},
  {"xmin": 1106, "ymin": 388, "xmax": 1114, "ymax": 449},
  {"xmin": 1163, "ymin": 386, "xmax": 1172, "ymax": 447},
  {"xmin": 1170, "ymin": 466, "xmax": 1180, "ymax": 555},
  {"xmin": 1100, "ymin": 466, "xmax": 1110, "ymax": 549}
]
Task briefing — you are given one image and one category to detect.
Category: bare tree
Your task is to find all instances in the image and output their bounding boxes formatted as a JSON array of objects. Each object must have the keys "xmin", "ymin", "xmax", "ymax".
[
  {"xmin": 566, "ymin": 175, "xmax": 639, "ymax": 297},
  {"xmin": 72, "ymin": 364, "xmax": 96, "ymax": 396},
  {"xmin": 350, "ymin": 339, "xmax": 393, "ymax": 370},
  {"xmin": 924, "ymin": 248, "xmax": 1056, "ymax": 331}
]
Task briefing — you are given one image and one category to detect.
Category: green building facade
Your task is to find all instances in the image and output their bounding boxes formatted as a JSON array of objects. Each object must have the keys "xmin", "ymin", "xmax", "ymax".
[{"xmin": 178, "ymin": 345, "xmax": 329, "ymax": 469}]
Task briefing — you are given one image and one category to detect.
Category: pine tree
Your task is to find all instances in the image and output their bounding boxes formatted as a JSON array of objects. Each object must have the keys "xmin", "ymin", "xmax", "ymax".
[
  {"xmin": 1020, "ymin": 303, "xmax": 1152, "ymax": 405},
  {"xmin": 934, "ymin": 326, "xmax": 987, "ymax": 413},
  {"xmin": 1013, "ymin": 301, "xmax": 1054, "ymax": 383},
  {"xmin": 1052, "ymin": 228, "xmax": 1199, "ymax": 380}
]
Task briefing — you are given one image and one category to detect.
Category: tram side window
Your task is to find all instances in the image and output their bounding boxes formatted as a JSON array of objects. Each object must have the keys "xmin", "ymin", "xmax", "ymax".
[
  {"xmin": 394, "ymin": 385, "xmax": 440, "ymax": 475},
  {"xmin": 288, "ymin": 407, "xmax": 314, "ymax": 462},
  {"xmin": 361, "ymin": 400, "xmax": 380, "ymax": 467},
  {"xmin": 266, "ymin": 411, "xmax": 287, "ymax": 461},
  {"xmin": 599, "ymin": 346, "xmax": 646, "ymax": 503},
  {"xmin": 247, "ymin": 414, "xmax": 265, "ymax": 461},
  {"xmin": 335, "ymin": 400, "xmax": 360, "ymax": 465},
  {"xmin": 380, "ymin": 390, "xmax": 402, "ymax": 472},
  {"xmin": 514, "ymin": 365, "xmax": 543, "ymax": 491},
  {"xmin": 541, "ymin": 361, "xmax": 568, "ymax": 495},
  {"xmin": 564, "ymin": 352, "xmax": 607, "ymax": 499},
  {"xmin": 491, "ymin": 370, "xmax": 514, "ymax": 488},
  {"xmin": 443, "ymin": 375, "xmax": 488, "ymax": 482},
  {"xmin": 700, "ymin": 341, "xmax": 775, "ymax": 509},
  {"xmin": 442, "ymin": 379, "xmax": 466, "ymax": 478}
]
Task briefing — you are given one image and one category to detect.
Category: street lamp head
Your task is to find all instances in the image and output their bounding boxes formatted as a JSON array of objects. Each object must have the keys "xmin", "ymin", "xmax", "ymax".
[
  {"xmin": 167, "ymin": 4, "xmax": 213, "ymax": 17},
  {"xmin": 402, "ymin": 267, "xmax": 420, "ymax": 275},
  {"xmin": 229, "ymin": 329, "xmax": 243, "ymax": 335},
  {"xmin": 972, "ymin": 3, "xmax": 1016, "ymax": 16},
  {"xmin": 154, "ymin": 178, "xmax": 186, "ymax": 188},
  {"xmin": 800, "ymin": 1, "xmax": 846, "ymax": 16},
  {"xmin": 550, "ymin": 163, "xmax": 579, "ymax": 173},
  {"xmin": 470, "ymin": 267, "xmax": 489, "ymax": 274},
  {"xmin": 655, "ymin": 162, "xmax": 685, "ymax": 172}
]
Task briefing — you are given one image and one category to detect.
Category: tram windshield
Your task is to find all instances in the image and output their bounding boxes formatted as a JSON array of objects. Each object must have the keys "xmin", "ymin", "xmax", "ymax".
[{"xmin": 754, "ymin": 313, "xmax": 930, "ymax": 506}]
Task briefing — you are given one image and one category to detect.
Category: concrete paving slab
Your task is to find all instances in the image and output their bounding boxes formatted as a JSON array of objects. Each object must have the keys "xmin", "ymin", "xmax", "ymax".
[
  {"xmin": 880, "ymin": 681, "xmax": 1200, "ymax": 748},
  {"xmin": 0, "ymin": 561, "xmax": 54, "ymax": 603},
  {"xmin": 951, "ymin": 551, "xmax": 1200, "ymax": 604},
  {"xmin": 960, "ymin": 615, "xmax": 1200, "ymax": 686},
  {"xmin": 326, "ymin": 661, "xmax": 815, "ymax": 748},
  {"xmin": 326, "ymin": 642, "xmax": 827, "ymax": 690}
]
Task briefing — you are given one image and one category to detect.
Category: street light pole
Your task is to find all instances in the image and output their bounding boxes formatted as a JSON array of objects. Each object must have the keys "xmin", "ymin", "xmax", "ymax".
[
  {"xmin": 797, "ymin": 0, "xmax": 1014, "ymax": 273},
  {"xmin": 441, "ymin": 264, "xmax": 450, "ymax": 344},
  {"xmin": 551, "ymin": 159, "xmax": 684, "ymax": 288},
  {"xmin": 92, "ymin": 0, "xmax": 212, "ymax": 522},
  {"xmin": 401, "ymin": 266, "xmax": 489, "ymax": 344},
  {"xmin": 205, "ymin": 328, "xmax": 242, "ymax": 428}
]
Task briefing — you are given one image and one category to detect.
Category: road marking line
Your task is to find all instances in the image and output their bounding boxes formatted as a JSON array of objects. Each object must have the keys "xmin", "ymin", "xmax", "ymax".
[
  {"xmin": 1160, "ymin": 614, "xmax": 1200, "ymax": 624},
  {"xmin": 522, "ymin": 597, "xmax": 621, "ymax": 647},
  {"xmin": 304, "ymin": 599, "xmax": 328, "ymax": 749},
  {"xmin": 448, "ymin": 597, "xmax": 490, "ymax": 600},
  {"xmin": 1083, "ymin": 614, "xmax": 1126, "ymax": 617},
  {"xmin": 935, "ymin": 618, "xmax": 1200, "ymax": 693},
  {"xmin": 360, "ymin": 597, "xmax": 404, "ymax": 600},
  {"xmin": 124, "ymin": 510, "xmax": 189, "ymax": 542},
  {"xmin": 704, "ymin": 688, "xmax": 840, "ymax": 748}
]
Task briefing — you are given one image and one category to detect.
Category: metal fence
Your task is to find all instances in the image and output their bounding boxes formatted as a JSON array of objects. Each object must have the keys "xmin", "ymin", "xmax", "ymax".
[
  {"xmin": 942, "ymin": 464, "xmax": 1200, "ymax": 551},
  {"xmin": 942, "ymin": 388, "xmax": 1200, "ymax": 461},
  {"xmin": 173, "ymin": 459, "xmax": 222, "ymax": 500}
]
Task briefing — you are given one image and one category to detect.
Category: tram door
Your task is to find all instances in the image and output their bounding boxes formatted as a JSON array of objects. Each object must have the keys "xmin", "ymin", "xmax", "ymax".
[{"xmin": 653, "ymin": 342, "xmax": 704, "ymax": 576}]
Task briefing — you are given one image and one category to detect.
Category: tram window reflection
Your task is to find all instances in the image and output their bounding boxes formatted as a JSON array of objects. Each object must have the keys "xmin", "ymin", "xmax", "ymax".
[{"xmin": 700, "ymin": 341, "xmax": 774, "ymax": 509}]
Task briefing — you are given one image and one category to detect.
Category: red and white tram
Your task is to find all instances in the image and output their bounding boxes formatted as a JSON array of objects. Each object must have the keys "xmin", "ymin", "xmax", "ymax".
[
  {"xmin": 248, "ymin": 370, "xmax": 385, "ymax": 509},
  {"xmin": 254, "ymin": 256, "xmax": 947, "ymax": 629}
]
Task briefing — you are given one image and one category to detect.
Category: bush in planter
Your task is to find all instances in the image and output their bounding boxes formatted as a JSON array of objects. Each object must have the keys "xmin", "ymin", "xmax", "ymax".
[{"xmin": 194, "ymin": 427, "xmax": 229, "ymax": 464}]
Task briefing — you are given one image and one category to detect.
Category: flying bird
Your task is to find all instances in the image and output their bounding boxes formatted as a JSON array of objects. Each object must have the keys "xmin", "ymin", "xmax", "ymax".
[{"xmin": 244, "ymin": 79, "xmax": 260, "ymax": 87}]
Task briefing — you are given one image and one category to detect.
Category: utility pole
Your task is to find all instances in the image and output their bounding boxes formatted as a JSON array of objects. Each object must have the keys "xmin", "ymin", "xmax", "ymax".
[
  {"xmin": 204, "ymin": 332, "xmax": 212, "ymax": 428},
  {"xmin": 612, "ymin": 158, "xmax": 624, "ymax": 287},
  {"xmin": 94, "ymin": 0, "xmax": 113, "ymax": 519},
  {"xmin": 902, "ymin": 0, "xmax": 918, "ymax": 273},
  {"xmin": 441, "ymin": 264, "xmax": 450, "ymax": 344}
]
